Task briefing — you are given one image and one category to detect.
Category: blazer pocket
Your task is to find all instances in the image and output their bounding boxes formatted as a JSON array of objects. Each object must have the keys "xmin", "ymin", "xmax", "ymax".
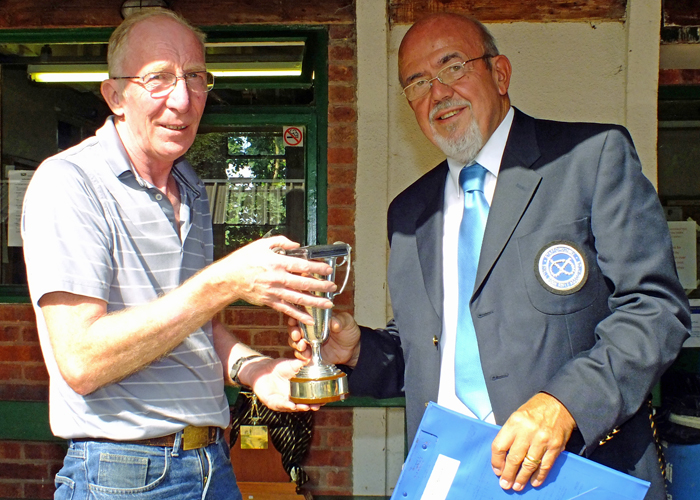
[{"xmin": 517, "ymin": 218, "xmax": 601, "ymax": 315}]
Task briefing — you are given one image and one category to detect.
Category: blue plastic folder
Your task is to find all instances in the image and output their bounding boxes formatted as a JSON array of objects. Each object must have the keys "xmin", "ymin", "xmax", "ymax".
[{"xmin": 391, "ymin": 403, "xmax": 650, "ymax": 500}]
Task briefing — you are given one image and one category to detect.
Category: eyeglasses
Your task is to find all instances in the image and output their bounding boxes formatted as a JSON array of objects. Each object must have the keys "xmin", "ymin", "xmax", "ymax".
[
  {"xmin": 401, "ymin": 55, "xmax": 494, "ymax": 102},
  {"xmin": 111, "ymin": 71, "xmax": 215, "ymax": 97}
]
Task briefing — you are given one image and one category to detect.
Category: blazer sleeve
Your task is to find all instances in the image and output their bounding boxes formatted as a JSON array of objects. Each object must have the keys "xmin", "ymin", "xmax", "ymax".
[
  {"xmin": 344, "ymin": 319, "xmax": 406, "ymax": 399},
  {"xmin": 541, "ymin": 126, "xmax": 691, "ymax": 453}
]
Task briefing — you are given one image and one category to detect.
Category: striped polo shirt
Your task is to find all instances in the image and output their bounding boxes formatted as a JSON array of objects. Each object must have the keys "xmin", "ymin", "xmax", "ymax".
[{"xmin": 22, "ymin": 117, "xmax": 230, "ymax": 440}]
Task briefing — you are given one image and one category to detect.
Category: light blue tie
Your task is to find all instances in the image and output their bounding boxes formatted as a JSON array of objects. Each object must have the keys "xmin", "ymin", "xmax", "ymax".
[{"xmin": 455, "ymin": 163, "xmax": 491, "ymax": 419}]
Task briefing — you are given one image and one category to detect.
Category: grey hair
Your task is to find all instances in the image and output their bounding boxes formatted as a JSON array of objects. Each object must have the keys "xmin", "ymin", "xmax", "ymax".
[{"xmin": 107, "ymin": 7, "xmax": 206, "ymax": 77}]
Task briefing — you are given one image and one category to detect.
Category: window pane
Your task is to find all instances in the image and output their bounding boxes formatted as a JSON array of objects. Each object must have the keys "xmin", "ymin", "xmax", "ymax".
[{"xmin": 185, "ymin": 126, "xmax": 306, "ymax": 259}]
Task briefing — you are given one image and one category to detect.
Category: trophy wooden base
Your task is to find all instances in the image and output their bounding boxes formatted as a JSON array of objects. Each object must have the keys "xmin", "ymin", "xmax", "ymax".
[{"xmin": 289, "ymin": 372, "xmax": 349, "ymax": 404}]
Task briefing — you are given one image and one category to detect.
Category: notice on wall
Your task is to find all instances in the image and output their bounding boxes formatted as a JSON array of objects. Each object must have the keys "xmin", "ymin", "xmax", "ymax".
[
  {"xmin": 7, "ymin": 170, "xmax": 34, "ymax": 247},
  {"xmin": 668, "ymin": 221, "xmax": 698, "ymax": 291},
  {"xmin": 687, "ymin": 299, "xmax": 700, "ymax": 348}
]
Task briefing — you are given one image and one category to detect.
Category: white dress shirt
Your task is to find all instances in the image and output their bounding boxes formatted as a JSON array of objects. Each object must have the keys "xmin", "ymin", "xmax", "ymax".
[{"xmin": 437, "ymin": 106, "xmax": 514, "ymax": 422}]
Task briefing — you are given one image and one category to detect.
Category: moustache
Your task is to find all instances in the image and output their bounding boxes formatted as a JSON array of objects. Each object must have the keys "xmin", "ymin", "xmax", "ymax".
[{"xmin": 429, "ymin": 99, "xmax": 472, "ymax": 123}]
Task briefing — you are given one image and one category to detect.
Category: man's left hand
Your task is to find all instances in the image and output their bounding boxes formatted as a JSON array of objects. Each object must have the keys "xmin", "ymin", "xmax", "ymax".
[
  {"xmin": 242, "ymin": 357, "xmax": 321, "ymax": 412},
  {"xmin": 491, "ymin": 392, "xmax": 576, "ymax": 491}
]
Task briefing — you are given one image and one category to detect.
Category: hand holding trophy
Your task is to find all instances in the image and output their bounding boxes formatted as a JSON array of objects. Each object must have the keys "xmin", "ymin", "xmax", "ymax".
[{"xmin": 285, "ymin": 242, "xmax": 351, "ymax": 404}]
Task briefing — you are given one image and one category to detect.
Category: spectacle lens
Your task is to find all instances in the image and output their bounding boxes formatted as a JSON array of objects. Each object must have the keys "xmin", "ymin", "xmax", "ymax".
[
  {"xmin": 402, "ymin": 55, "xmax": 492, "ymax": 102},
  {"xmin": 115, "ymin": 71, "xmax": 215, "ymax": 97}
]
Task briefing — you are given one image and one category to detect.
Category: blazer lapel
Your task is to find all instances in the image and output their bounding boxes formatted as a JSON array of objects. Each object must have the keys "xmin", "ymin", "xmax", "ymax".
[
  {"xmin": 475, "ymin": 109, "xmax": 542, "ymax": 293},
  {"xmin": 415, "ymin": 162, "xmax": 448, "ymax": 319}
]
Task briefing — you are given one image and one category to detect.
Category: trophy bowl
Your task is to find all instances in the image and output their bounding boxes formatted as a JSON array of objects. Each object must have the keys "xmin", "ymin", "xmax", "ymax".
[{"xmin": 285, "ymin": 242, "xmax": 351, "ymax": 404}]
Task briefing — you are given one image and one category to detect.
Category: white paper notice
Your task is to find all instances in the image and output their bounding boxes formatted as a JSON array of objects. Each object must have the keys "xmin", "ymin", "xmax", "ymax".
[
  {"xmin": 668, "ymin": 221, "xmax": 697, "ymax": 291},
  {"xmin": 419, "ymin": 454, "xmax": 461, "ymax": 500},
  {"xmin": 686, "ymin": 299, "xmax": 700, "ymax": 348},
  {"xmin": 7, "ymin": 170, "xmax": 34, "ymax": 247}
]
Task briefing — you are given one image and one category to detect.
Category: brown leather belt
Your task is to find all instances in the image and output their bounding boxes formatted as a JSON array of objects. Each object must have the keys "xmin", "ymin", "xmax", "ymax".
[{"xmin": 74, "ymin": 425, "xmax": 220, "ymax": 451}]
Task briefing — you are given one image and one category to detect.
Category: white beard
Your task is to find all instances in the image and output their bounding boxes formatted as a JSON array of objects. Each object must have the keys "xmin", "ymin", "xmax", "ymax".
[{"xmin": 430, "ymin": 99, "xmax": 484, "ymax": 165}]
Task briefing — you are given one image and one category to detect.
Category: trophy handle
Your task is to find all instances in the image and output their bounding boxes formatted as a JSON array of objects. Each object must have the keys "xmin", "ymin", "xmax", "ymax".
[{"xmin": 333, "ymin": 245, "xmax": 351, "ymax": 298}]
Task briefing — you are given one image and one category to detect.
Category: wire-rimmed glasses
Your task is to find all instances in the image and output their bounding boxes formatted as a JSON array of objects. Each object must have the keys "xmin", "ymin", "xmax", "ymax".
[
  {"xmin": 111, "ymin": 71, "xmax": 215, "ymax": 97},
  {"xmin": 401, "ymin": 55, "xmax": 494, "ymax": 102}
]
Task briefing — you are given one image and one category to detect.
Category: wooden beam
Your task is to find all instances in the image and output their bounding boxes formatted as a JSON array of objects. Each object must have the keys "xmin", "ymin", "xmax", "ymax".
[
  {"xmin": 663, "ymin": 0, "xmax": 700, "ymax": 27},
  {"xmin": 0, "ymin": 0, "xmax": 354, "ymax": 29},
  {"xmin": 389, "ymin": 0, "xmax": 627, "ymax": 25}
]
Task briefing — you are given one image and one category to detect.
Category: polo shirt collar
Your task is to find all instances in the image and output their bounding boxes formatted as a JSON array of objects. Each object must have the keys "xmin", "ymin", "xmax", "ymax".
[{"xmin": 96, "ymin": 115, "xmax": 202, "ymax": 199}]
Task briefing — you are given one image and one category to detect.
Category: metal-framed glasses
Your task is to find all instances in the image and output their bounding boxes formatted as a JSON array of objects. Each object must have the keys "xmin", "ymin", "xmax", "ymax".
[
  {"xmin": 401, "ymin": 55, "xmax": 493, "ymax": 102},
  {"xmin": 111, "ymin": 71, "xmax": 215, "ymax": 97}
]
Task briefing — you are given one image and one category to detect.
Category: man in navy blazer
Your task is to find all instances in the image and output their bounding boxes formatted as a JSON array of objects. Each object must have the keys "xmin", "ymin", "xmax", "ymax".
[{"xmin": 290, "ymin": 13, "xmax": 690, "ymax": 499}]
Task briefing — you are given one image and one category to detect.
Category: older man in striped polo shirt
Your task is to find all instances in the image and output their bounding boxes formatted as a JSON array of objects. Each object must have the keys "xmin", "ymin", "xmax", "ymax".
[{"xmin": 21, "ymin": 8, "xmax": 332, "ymax": 499}]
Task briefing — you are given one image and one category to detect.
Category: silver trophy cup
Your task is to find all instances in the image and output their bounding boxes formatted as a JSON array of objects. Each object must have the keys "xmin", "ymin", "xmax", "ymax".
[{"xmin": 286, "ymin": 243, "xmax": 351, "ymax": 404}]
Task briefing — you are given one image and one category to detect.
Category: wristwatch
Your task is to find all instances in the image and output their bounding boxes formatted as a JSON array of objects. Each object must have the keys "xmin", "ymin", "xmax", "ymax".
[{"xmin": 230, "ymin": 355, "xmax": 268, "ymax": 387}]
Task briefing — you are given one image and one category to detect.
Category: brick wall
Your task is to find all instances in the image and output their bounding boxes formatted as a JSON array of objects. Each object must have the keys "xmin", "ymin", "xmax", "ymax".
[{"xmin": 0, "ymin": 304, "xmax": 59, "ymax": 497}]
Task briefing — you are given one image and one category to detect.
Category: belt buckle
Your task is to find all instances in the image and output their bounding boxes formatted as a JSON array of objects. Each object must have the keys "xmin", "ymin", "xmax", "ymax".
[{"xmin": 182, "ymin": 426, "xmax": 209, "ymax": 451}]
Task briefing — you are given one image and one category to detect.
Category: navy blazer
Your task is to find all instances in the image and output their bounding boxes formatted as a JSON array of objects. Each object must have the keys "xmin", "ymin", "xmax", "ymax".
[{"xmin": 346, "ymin": 108, "xmax": 690, "ymax": 499}]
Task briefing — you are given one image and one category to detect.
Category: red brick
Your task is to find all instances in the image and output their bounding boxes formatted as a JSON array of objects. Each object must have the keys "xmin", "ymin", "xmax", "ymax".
[
  {"xmin": 253, "ymin": 309, "xmax": 282, "ymax": 326},
  {"xmin": 327, "ymin": 207, "xmax": 355, "ymax": 227},
  {"xmin": 327, "ymin": 186, "xmax": 355, "ymax": 206},
  {"xmin": 24, "ymin": 481, "xmax": 55, "ymax": 499},
  {"xmin": 225, "ymin": 308, "xmax": 257, "ymax": 326},
  {"xmin": 23, "ymin": 364, "xmax": 49, "ymax": 382},
  {"xmin": 328, "ymin": 165, "xmax": 356, "ymax": 185},
  {"xmin": 228, "ymin": 329, "xmax": 252, "ymax": 345},
  {"xmin": 0, "ymin": 326, "xmax": 21, "ymax": 342},
  {"xmin": 328, "ymin": 147, "xmax": 355, "ymax": 164},
  {"xmin": 326, "ymin": 229, "xmax": 355, "ymax": 249},
  {"xmin": 0, "ymin": 305, "xmax": 36, "ymax": 322},
  {"xmin": 0, "ymin": 442, "xmax": 21, "ymax": 460},
  {"xmin": 0, "ymin": 364, "xmax": 22, "ymax": 381},
  {"xmin": 0, "ymin": 345, "xmax": 43, "ymax": 363},
  {"xmin": 314, "ymin": 408, "xmax": 353, "ymax": 427},
  {"xmin": 328, "ymin": 106, "xmax": 357, "ymax": 124},
  {"xmin": 330, "ymin": 44, "xmax": 355, "ymax": 61},
  {"xmin": 23, "ymin": 443, "xmax": 66, "ymax": 461},
  {"xmin": 0, "ymin": 482, "xmax": 21, "ymax": 496},
  {"xmin": 326, "ymin": 469, "xmax": 351, "ymax": 488},
  {"xmin": 325, "ymin": 428, "xmax": 353, "ymax": 448},
  {"xmin": 252, "ymin": 329, "xmax": 286, "ymax": 346},
  {"xmin": 332, "ymin": 289, "xmax": 354, "ymax": 308},
  {"xmin": 256, "ymin": 348, "xmax": 283, "ymax": 359},
  {"xmin": 328, "ymin": 124, "xmax": 357, "ymax": 145},
  {"xmin": 329, "ymin": 64, "xmax": 355, "ymax": 83},
  {"xmin": 329, "ymin": 24, "xmax": 355, "ymax": 41},
  {"xmin": 328, "ymin": 85, "xmax": 356, "ymax": 105},
  {"xmin": 306, "ymin": 449, "xmax": 352, "ymax": 467},
  {"xmin": 0, "ymin": 462, "xmax": 47, "ymax": 480},
  {"xmin": 22, "ymin": 326, "xmax": 39, "ymax": 343},
  {"xmin": 0, "ymin": 385, "xmax": 49, "ymax": 401}
]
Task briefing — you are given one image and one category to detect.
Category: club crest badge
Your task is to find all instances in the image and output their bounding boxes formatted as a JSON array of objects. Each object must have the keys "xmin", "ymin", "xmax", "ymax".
[{"xmin": 535, "ymin": 241, "xmax": 588, "ymax": 295}]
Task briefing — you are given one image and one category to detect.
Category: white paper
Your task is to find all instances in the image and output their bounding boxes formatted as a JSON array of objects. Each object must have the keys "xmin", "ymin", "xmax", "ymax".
[
  {"xmin": 419, "ymin": 454, "xmax": 461, "ymax": 500},
  {"xmin": 7, "ymin": 170, "xmax": 34, "ymax": 247},
  {"xmin": 685, "ymin": 299, "xmax": 700, "ymax": 348},
  {"xmin": 668, "ymin": 221, "xmax": 697, "ymax": 291}
]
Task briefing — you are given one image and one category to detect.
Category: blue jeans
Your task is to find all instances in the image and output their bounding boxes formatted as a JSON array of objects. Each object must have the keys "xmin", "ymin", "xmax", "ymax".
[{"xmin": 54, "ymin": 431, "xmax": 242, "ymax": 500}]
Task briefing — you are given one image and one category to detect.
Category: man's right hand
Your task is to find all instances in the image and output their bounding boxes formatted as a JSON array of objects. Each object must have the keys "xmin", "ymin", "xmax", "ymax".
[
  {"xmin": 287, "ymin": 312, "xmax": 361, "ymax": 368},
  {"xmin": 213, "ymin": 236, "xmax": 337, "ymax": 325}
]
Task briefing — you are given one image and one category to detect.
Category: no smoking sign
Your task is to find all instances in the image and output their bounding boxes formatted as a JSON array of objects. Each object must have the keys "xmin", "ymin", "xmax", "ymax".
[{"xmin": 283, "ymin": 126, "xmax": 304, "ymax": 147}]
